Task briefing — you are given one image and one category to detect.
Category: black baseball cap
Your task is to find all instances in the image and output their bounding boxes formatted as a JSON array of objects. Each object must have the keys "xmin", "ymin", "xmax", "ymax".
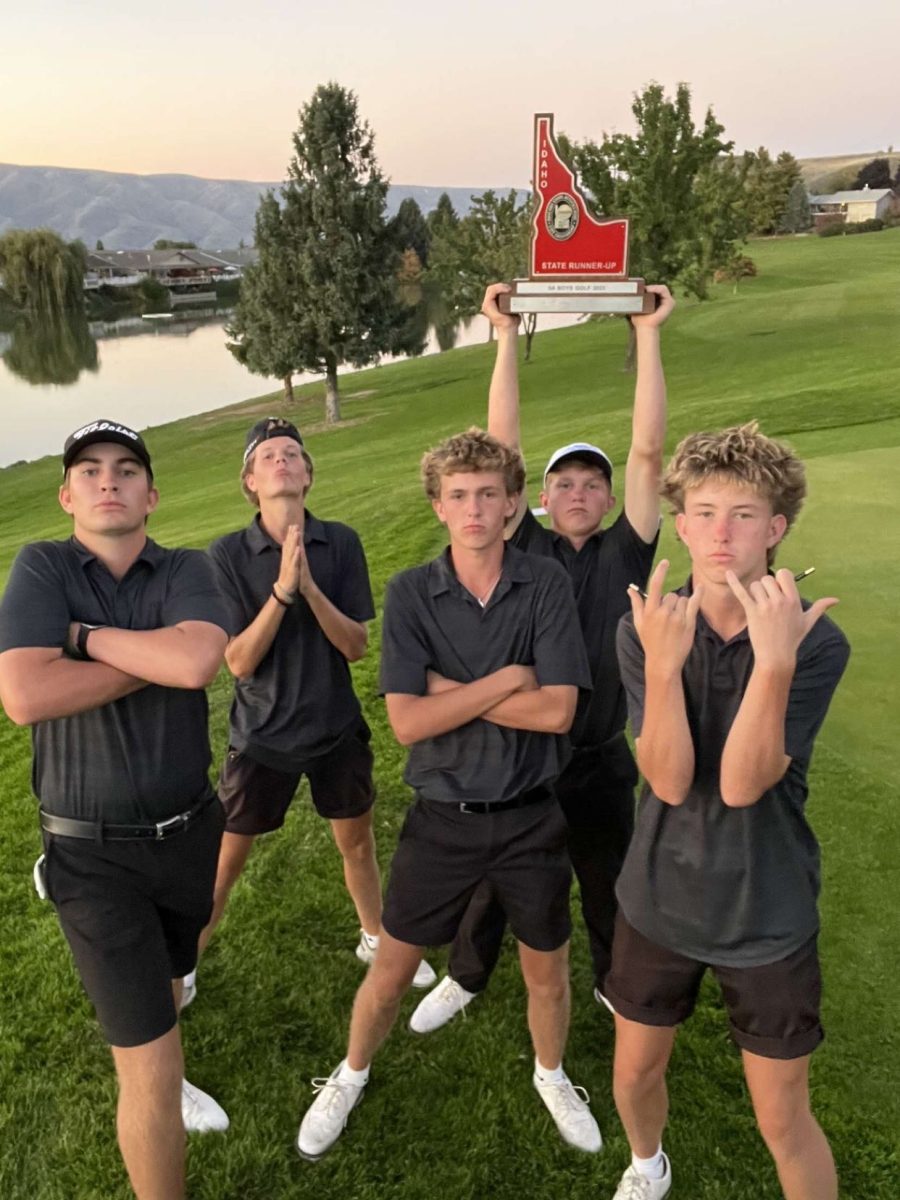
[
  {"xmin": 243, "ymin": 416, "xmax": 304, "ymax": 464},
  {"xmin": 63, "ymin": 420, "xmax": 153, "ymax": 478}
]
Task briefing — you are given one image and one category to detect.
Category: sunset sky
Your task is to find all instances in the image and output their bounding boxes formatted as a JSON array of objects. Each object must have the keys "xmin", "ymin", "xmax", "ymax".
[{"xmin": 5, "ymin": 0, "xmax": 898, "ymax": 185}]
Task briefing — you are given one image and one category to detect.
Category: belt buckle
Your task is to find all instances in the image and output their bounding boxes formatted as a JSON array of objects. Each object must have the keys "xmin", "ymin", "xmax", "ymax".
[
  {"xmin": 459, "ymin": 802, "xmax": 475, "ymax": 815},
  {"xmin": 155, "ymin": 811, "xmax": 188, "ymax": 839}
]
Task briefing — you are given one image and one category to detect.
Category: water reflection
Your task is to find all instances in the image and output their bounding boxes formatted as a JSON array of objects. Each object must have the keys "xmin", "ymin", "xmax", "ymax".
[
  {"xmin": 396, "ymin": 279, "xmax": 459, "ymax": 356},
  {"xmin": 1, "ymin": 297, "xmax": 580, "ymax": 468},
  {"xmin": 3, "ymin": 311, "xmax": 99, "ymax": 386}
]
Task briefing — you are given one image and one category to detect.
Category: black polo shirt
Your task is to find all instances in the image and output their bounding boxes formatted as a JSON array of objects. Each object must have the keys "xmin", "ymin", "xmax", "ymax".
[
  {"xmin": 511, "ymin": 508, "xmax": 657, "ymax": 749},
  {"xmin": 0, "ymin": 537, "xmax": 230, "ymax": 823},
  {"xmin": 615, "ymin": 581, "xmax": 850, "ymax": 967},
  {"xmin": 209, "ymin": 511, "xmax": 375, "ymax": 771},
  {"xmin": 379, "ymin": 544, "xmax": 591, "ymax": 805}
]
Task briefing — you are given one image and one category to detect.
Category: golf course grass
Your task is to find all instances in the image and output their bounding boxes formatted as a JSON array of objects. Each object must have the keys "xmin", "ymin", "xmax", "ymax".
[{"xmin": 1, "ymin": 228, "xmax": 898, "ymax": 1199}]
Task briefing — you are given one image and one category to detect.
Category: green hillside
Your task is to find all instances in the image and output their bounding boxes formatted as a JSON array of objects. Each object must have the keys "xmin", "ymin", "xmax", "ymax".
[{"xmin": 1, "ymin": 228, "xmax": 898, "ymax": 1199}]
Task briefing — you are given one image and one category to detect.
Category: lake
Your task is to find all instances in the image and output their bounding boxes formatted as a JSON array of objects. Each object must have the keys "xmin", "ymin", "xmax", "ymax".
[{"xmin": 0, "ymin": 307, "xmax": 580, "ymax": 468}]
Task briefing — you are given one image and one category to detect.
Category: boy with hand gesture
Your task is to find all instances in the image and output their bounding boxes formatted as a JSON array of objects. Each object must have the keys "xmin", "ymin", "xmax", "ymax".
[{"xmin": 609, "ymin": 424, "xmax": 848, "ymax": 1200}]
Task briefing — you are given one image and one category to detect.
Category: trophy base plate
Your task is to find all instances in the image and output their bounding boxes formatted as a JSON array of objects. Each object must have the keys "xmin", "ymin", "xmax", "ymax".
[{"xmin": 498, "ymin": 278, "xmax": 655, "ymax": 316}]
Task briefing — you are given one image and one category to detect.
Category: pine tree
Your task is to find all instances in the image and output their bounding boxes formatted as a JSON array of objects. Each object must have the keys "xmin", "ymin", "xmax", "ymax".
[
  {"xmin": 391, "ymin": 198, "xmax": 431, "ymax": 266},
  {"xmin": 428, "ymin": 190, "xmax": 530, "ymax": 342},
  {"xmin": 228, "ymin": 82, "xmax": 410, "ymax": 423},
  {"xmin": 742, "ymin": 149, "xmax": 803, "ymax": 234},
  {"xmin": 226, "ymin": 191, "xmax": 302, "ymax": 404},
  {"xmin": 779, "ymin": 179, "xmax": 812, "ymax": 234}
]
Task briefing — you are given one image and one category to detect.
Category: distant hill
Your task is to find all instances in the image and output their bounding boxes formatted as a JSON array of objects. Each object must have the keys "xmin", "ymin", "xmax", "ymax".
[
  {"xmin": 798, "ymin": 153, "xmax": 899, "ymax": 193},
  {"xmin": 0, "ymin": 164, "xmax": 525, "ymax": 250},
  {"xmin": 3, "ymin": 156, "xmax": 894, "ymax": 251}
]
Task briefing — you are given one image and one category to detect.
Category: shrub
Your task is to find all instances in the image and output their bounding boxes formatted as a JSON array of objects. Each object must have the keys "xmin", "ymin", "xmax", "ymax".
[{"xmin": 138, "ymin": 276, "xmax": 170, "ymax": 310}]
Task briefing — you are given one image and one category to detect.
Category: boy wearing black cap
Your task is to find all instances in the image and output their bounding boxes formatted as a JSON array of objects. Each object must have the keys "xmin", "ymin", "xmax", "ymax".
[
  {"xmin": 187, "ymin": 418, "xmax": 433, "ymax": 1002},
  {"xmin": 410, "ymin": 283, "xmax": 674, "ymax": 1033},
  {"xmin": 0, "ymin": 421, "xmax": 231, "ymax": 1200}
]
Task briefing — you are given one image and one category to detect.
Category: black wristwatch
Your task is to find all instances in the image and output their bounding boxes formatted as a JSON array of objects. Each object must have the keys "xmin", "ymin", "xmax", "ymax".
[{"xmin": 75, "ymin": 623, "xmax": 105, "ymax": 661}]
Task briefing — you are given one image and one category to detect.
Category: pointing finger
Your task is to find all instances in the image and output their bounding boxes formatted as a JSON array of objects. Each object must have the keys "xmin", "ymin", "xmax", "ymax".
[
  {"xmin": 725, "ymin": 570, "xmax": 752, "ymax": 610},
  {"xmin": 773, "ymin": 567, "xmax": 799, "ymax": 599},
  {"xmin": 646, "ymin": 559, "xmax": 670, "ymax": 607}
]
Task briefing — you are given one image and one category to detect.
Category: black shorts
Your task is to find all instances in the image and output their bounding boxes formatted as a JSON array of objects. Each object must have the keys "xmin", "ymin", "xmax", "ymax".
[
  {"xmin": 42, "ymin": 798, "xmax": 224, "ymax": 1048},
  {"xmin": 605, "ymin": 913, "xmax": 824, "ymax": 1060},
  {"xmin": 219, "ymin": 718, "xmax": 375, "ymax": 834},
  {"xmin": 381, "ymin": 794, "xmax": 572, "ymax": 952}
]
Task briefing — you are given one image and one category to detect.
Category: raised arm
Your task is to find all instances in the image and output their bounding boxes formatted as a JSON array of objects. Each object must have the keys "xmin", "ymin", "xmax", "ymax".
[
  {"xmin": 0, "ymin": 648, "xmax": 145, "ymax": 726},
  {"xmin": 484, "ymin": 283, "xmax": 521, "ymax": 448},
  {"xmin": 386, "ymin": 664, "xmax": 534, "ymax": 746},
  {"xmin": 626, "ymin": 560, "xmax": 700, "ymax": 806},
  {"xmin": 483, "ymin": 283, "xmax": 528, "ymax": 536},
  {"xmin": 719, "ymin": 570, "xmax": 838, "ymax": 807},
  {"xmin": 623, "ymin": 285, "xmax": 675, "ymax": 543}
]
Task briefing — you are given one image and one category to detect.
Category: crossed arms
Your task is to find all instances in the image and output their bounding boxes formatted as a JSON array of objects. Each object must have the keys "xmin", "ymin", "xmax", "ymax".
[
  {"xmin": 385, "ymin": 666, "xmax": 577, "ymax": 747},
  {"xmin": 0, "ymin": 622, "xmax": 227, "ymax": 726}
]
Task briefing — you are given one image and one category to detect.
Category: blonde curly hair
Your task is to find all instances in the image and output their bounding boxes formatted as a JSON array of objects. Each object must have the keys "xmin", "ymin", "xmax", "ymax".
[
  {"xmin": 662, "ymin": 422, "xmax": 807, "ymax": 564},
  {"xmin": 421, "ymin": 427, "xmax": 525, "ymax": 500}
]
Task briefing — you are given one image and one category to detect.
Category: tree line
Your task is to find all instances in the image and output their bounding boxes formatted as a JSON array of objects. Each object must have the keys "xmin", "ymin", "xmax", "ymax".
[
  {"xmin": 2, "ymin": 80, "xmax": 895, "ymax": 414},
  {"xmin": 230, "ymin": 80, "xmax": 845, "ymax": 412}
]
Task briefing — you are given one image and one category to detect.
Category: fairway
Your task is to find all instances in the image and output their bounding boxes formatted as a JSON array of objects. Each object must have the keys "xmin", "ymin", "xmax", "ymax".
[{"xmin": 1, "ymin": 229, "xmax": 899, "ymax": 1199}]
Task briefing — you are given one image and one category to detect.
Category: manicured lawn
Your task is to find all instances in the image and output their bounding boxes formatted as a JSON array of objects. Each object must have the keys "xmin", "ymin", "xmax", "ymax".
[{"xmin": 1, "ymin": 229, "xmax": 898, "ymax": 1198}]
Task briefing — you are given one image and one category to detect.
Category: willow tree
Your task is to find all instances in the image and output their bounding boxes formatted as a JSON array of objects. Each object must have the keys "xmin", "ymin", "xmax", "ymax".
[
  {"xmin": 0, "ymin": 229, "xmax": 86, "ymax": 314},
  {"xmin": 4, "ymin": 311, "xmax": 98, "ymax": 386},
  {"xmin": 228, "ymin": 82, "xmax": 411, "ymax": 423}
]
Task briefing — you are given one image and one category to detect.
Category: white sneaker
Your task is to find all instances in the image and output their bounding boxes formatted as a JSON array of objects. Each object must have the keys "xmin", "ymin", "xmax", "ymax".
[
  {"xmin": 181, "ymin": 1079, "xmax": 229, "ymax": 1133},
  {"xmin": 180, "ymin": 969, "xmax": 197, "ymax": 1011},
  {"xmin": 355, "ymin": 931, "xmax": 436, "ymax": 990},
  {"xmin": 354, "ymin": 930, "xmax": 379, "ymax": 966},
  {"xmin": 612, "ymin": 1154, "xmax": 672, "ymax": 1199},
  {"xmin": 412, "ymin": 957, "xmax": 437, "ymax": 989},
  {"xmin": 296, "ymin": 1063, "xmax": 365, "ymax": 1161},
  {"xmin": 409, "ymin": 975, "xmax": 478, "ymax": 1034},
  {"xmin": 533, "ymin": 1071, "xmax": 602, "ymax": 1153},
  {"xmin": 593, "ymin": 986, "xmax": 616, "ymax": 1015}
]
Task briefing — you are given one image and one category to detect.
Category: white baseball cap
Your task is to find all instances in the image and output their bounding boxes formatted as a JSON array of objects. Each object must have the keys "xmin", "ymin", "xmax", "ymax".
[{"xmin": 542, "ymin": 442, "xmax": 613, "ymax": 486}]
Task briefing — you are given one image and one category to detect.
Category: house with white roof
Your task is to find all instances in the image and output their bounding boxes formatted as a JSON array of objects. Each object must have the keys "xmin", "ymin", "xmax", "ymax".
[{"xmin": 808, "ymin": 187, "xmax": 897, "ymax": 229}]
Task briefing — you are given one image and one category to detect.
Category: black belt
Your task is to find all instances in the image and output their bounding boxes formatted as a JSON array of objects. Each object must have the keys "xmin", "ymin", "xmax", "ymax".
[
  {"xmin": 40, "ymin": 790, "xmax": 216, "ymax": 843},
  {"xmin": 456, "ymin": 785, "xmax": 553, "ymax": 815}
]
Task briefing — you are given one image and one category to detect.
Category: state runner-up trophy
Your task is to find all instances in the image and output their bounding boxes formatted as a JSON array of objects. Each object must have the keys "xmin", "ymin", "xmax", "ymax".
[{"xmin": 498, "ymin": 113, "xmax": 655, "ymax": 317}]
